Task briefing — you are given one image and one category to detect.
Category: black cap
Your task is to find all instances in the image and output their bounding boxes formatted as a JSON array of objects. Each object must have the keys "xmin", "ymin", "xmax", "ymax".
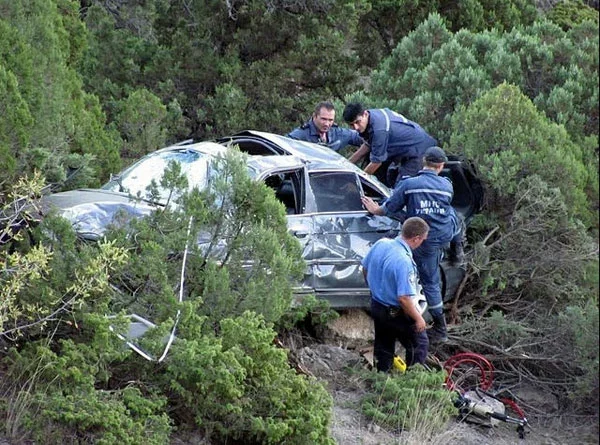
[{"xmin": 424, "ymin": 146, "xmax": 448, "ymax": 163}]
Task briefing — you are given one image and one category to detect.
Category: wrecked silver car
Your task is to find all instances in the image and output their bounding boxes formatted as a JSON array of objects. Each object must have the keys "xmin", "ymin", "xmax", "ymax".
[{"xmin": 40, "ymin": 131, "xmax": 483, "ymax": 312}]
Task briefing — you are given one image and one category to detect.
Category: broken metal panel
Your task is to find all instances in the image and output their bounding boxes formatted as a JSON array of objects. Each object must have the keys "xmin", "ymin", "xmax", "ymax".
[
  {"xmin": 50, "ymin": 199, "xmax": 155, "ymax": 240},
  {"xmin": 310, "ymin": 213, "xmax": 401, "ymax": 294},
  {"xmin": 286, "ymin": 215, "xmax": 315, "ymax": 293}
]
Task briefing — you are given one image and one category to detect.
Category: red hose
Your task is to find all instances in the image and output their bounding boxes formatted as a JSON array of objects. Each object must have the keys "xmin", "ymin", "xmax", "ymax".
[
  {"xmin": 500, "ymin": 397, "xmax": 527, "ymax": 419},
  {"xmin": 444, "ymin": 352, "xmax": 494, "ymax": 391},
  {"xmin": 444, "ymin": 352, "xmax": 527, "ymax": 422}
]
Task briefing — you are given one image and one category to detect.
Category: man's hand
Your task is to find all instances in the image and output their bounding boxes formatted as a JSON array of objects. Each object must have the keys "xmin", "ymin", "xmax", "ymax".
[
  {"xmin": 398, "ymin": 295, "xmax": 427, "ymax": 332},
  {"xmin": 348, "ymin": 143, "xmax": 370, "ymax": 165},
  {"xmin": 413, "ymin": 315, "xmax": 427, "ymax": 333},
  {"xmin": 361, "ymin": 196, "xmax": 384, "ymax": 215},
  {"xmin": 364, "ymin": 162, "xmax": 382, "ymax": 175}
]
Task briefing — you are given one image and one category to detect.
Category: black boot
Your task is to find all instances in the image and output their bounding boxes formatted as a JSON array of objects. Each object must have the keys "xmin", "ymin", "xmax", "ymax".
[
  {"xmin": 448, "ymin": 240, "xmax": 465, "ymax": 268},
  {"xmin": 427, "ymin": 313, "xmax": 449, "ymax": 344}
]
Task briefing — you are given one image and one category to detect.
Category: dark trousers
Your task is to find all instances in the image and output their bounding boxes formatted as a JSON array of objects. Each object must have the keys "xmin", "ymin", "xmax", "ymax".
[
  {"xmin": 413, "ymin": 241, "xmax": 445, "ymax": 317},
  {"xmin": 386, "ymin": 157, "xmax": 423, "ymax": 187},
  {"xmin": 370, "ymin": 299, "xmax": 429, "ymax": 372},
  {"xmin": 413, "ymin": 223, "xmax": 465, "ymax": 318}
]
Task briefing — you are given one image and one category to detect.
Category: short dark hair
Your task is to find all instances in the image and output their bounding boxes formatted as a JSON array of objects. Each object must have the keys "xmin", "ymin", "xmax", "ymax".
[
  {"xmin": 314, "ymin": 101, "xmax": 335, "ymax": 115},
  {"xmin": 343, "ymin": 103, "xmax": 365, "ymax": 123},
  {"xmin": 401, "ymin": 217, "xmax": 429, "ymax": 240}
]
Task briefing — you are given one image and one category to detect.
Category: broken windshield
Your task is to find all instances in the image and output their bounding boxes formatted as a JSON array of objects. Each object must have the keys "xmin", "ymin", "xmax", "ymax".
[{"xmin": 102, "ymin": 149, "xmax": 211, "ymax": 203}]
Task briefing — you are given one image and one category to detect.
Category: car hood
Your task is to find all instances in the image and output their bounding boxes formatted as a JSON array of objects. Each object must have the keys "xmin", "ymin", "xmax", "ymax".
[{"xmin": 42, "ymin": 189, "xmax": 156, "ymax": 240}]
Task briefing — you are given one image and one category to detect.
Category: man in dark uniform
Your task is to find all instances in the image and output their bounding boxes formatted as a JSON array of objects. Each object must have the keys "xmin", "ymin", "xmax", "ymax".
[
  {"xmin": 361, "ymin": 147, "xmax": 464, "ymax": 344},
  {"xmin": 287, "ymin": 101, "xmax": 367, "ymax": 153},
  {"xmin": 362, "ymin": 216, "xmax": 430, "ymax": 372},
  {"xmin": 342, "ymin": 102, "xmax": 437, "ymax": 187}
]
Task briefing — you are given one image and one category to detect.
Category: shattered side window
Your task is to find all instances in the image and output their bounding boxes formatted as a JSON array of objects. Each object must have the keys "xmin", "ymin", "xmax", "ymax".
[
  {"xmin": 359, "ymin": 176, "xmax": 387, "ymax": 204},
  {"xmin": 309, "ymin": 171, "xmax": 363, "ymax": 213}
]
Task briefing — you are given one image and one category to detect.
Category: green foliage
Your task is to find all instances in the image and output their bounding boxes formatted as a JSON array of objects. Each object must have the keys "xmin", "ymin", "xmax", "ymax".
[
  {"xmin": 0, "ymin": 0, "xmax": 122, "ymax": 190},
  {"xmin": 278, "ymin": 293, "xmax": 339, "ymax": 332},
  {"xmin": 547, "ymin": 0, "xmax": 599, "ymax": 31},
  {"xmin": 1, "ymin": 219, "xmax": 170, "ymax": 442},
  {"xmin": 444, "ymin": 0, "xmax": 539, "ymax": 32},
  {"xmin": 468, "ymin": 175, "xmax": 596, "ymax": 307},
  {"xmin": 480, "ymin": 311, "xmax": 527, "ymax": 345},
  {"xmin": 1, "ymin": 244, "xmax": 52, "ymax": 333},
  {"xmin": 355, "ymin": 0, "xmax": 538, "ymax": 68},
  {"xmin": 33, "ymin": 387, "xmax": 171, "ymax": 444},
  {"xmin": 163, "ymin": 311, "xmax": 334, "ymax": 444},
  {"xmin": 80, "ymin": 0, "xmax": 368, "ymax": 140},
  {"xmin": 368, "ymin": 15, "xmax": 599, "ymax": 149},
  {"xmin": 1, "ymin": 210, "xmax": 129, "ymax": 339},
  {"xmin": 558, "ymin": 298, "xmax": 599, "ymax": 410},
  {"xmin": 361, "ymin": 366, "xmax": 454, "ymax": 432},
  {"xmin": 450, "ymin": 83, "xmax": 595, "ymax": 226},
  {"xmin": 0, "ymin": 63, "xmax": 32, "ymax": 177},
  {"xmin": 1, "ymin": 150, "xmax": 333, "ymax": 443},
  {"xmin": 3, "ymin": 346, "xmax": 171, "ymax": 444}
]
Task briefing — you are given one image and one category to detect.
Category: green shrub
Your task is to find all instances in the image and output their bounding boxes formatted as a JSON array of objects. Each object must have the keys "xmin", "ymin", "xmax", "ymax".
[
  {"xmin": 547, "ymin": 0, "xmax": 599, "ymax": 30},
  {"xmin": 367, "ymin": 15, "xmax": 599, "ymax": 149},
  {"xmin": 354, "ymin": 0, "xmax": 538, "ymax": 67},
  {"xmin": 449, "ymin": 83, "xmax": 594, "ymax": 226},
  {"xmin": 361, "ymin": 366, "xmax": 454, "ymax": 433},
  {"xmin": 162, "ymin": 311, "xmax": 334, "ymax": 444},
  {"xmin": 29, "ymin": 386, "xmax": 171, "ymax": 444},
  {"xmin": 458, "ymin": 174, "xmax": 596, "ymax": 306},
  {"xmin": 558, "ymin": 298, "xmax": 600, "ymax": 412},
  {"xmin": 0, "ymin": 0, "xmax": 122, "ymax": 188},
  {"xmin": 1, "ymin": 150, "xmax": 330, "ymax": 444},
  {"xmin": 115, "ymin": 89, "xmax": 170, "ymax": 162}
]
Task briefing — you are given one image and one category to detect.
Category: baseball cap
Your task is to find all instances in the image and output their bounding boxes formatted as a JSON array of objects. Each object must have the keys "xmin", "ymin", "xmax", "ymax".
[{"xmin": 424, "ymin": 146, "xmax": 448, "ymax": 163}]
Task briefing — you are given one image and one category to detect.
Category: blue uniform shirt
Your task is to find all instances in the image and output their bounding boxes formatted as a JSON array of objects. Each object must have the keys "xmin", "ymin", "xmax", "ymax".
[
  {"xmin": 383, "ymin": 169, "xmax": 460, "ymax": 244},
  {"xmin": 361, "ymin": 109, "xmax": 437, "ymax": 166},
  {"xmin": 361, "ymin": 237, "xmax": 418, "ymax": 307},
  {"xmin": 287, "ymin": 119, "xmax": 364, "ymax": 152}
]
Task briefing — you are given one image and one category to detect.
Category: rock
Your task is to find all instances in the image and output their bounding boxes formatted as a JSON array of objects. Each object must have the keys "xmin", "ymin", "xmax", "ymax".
[
  {"xmin": 315, "ymin": 309, "xmax": 374, "ymax": 349},
  {"xmin": 297, "ymin": 344, "xmax": 363, "ymax": 380}
]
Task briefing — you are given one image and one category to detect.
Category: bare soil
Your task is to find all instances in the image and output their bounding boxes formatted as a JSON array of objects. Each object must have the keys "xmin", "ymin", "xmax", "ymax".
[{"xmin": 291, "ymin": 310, "xmax": 599, "ymax": 445}]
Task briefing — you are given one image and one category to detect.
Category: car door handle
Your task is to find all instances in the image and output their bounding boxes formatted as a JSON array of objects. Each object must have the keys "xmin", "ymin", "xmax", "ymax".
[{"xmin": 292, "ymin": 231, "xmax": 309, "ymax": 238}]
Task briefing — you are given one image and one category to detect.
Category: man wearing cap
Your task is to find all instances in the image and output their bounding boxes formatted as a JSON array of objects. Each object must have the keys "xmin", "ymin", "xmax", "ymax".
[
  {"xmin": 361, "ymin": 146, "xmax": 464, "ymax": 344},
  {"xmin": 287, "ymin": 101, "xmax": 368, "ymax": 153},
  {"xmin": 342, "ymin": 102, "xmax": 438, "ymax": 187}
]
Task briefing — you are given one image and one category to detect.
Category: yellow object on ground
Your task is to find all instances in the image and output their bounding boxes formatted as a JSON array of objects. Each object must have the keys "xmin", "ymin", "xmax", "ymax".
[{"xmin": 393, "ymin": 356, "xmax": 407, "ymax": 373}]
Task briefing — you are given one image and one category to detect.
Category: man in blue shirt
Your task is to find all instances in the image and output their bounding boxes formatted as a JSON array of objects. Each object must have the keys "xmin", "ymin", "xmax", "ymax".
[
  {"xmin": 361, "ymin": 147, "xmax": 464, "ymax": 344},
  {"xmin": 287, "ymin": 102, "xmax": 367, "ymax": 153},
  {"xmin": 342, "ymin": 103, "xmax": 437, "ymax": 187},
  {"xmin": 362, "ymin": 216, "xmax": 430, "ymax": 372}
]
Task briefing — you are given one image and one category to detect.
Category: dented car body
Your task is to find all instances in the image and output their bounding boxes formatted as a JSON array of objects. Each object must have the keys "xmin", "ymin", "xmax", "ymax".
[{"xmin": 41, "ymin": 130, "xmax": 484, "ymax": 311}]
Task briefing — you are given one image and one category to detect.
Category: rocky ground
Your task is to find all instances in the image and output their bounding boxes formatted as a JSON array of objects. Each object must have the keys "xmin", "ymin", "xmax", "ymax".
[{"xmin": 289, "ymin": 309, "xmax": 599, "ymax": 445}]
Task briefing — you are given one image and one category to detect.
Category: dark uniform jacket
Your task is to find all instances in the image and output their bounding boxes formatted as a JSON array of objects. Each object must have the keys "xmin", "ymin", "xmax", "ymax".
[
  {"xmin": 383, "ymin": 169, "xmax": 460, "ymax": 245},
  {"xmin": 362, "ymin": 109, "xmax": 437, "ymax": 180},
  {"xmin": 287, "ymin": 119, "xmax": 364, "ymax": 152}
]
